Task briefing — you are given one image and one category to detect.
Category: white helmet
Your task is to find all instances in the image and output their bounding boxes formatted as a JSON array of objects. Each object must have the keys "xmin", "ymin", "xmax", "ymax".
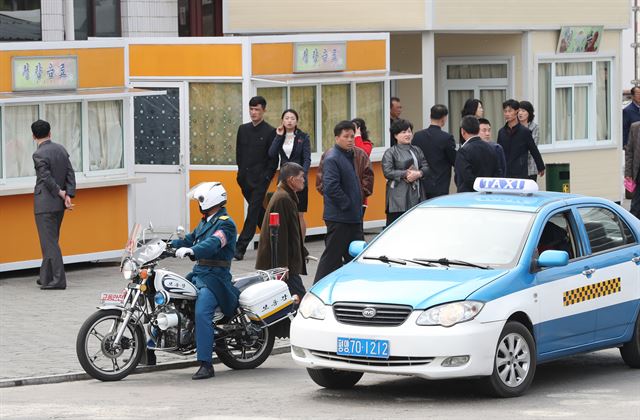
[{"xmin": 188, "ymin": 182, "xmax": 227, "ymax": 212}]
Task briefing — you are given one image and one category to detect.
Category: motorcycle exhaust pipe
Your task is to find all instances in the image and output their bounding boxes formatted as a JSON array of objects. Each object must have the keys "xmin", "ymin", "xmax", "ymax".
[{"xmin": 156, "ymin": 313, "xmax": 179, "ymax": 330}]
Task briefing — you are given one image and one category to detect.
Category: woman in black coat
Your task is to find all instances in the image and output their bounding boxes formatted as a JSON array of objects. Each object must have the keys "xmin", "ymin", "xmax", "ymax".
[{"xmin": 268, "ymin": 109, "xmax": 312, "ymax": 237}]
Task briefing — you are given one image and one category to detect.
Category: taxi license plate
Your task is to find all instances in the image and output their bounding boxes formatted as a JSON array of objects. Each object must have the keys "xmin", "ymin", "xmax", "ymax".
[
  {"xmin": 337, "ymin": 337, "xmax": 389, "ymax": 359},
  {"xmin": 100, "ymin": 291, "xmax": 126, "ymax": 305}
]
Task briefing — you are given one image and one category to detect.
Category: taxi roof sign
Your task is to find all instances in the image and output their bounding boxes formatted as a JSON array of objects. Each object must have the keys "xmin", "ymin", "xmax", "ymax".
[{"xmin": 473, "ymin": 177, "xmax": 539, "ymax": 194}]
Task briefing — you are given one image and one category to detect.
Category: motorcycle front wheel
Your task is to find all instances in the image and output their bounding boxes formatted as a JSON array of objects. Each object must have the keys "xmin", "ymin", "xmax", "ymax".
[
  {"xmin": 215, "ymin": 311, "xmax": 275, "ymax": 370},
  {"xmin": 76, "ymin": 309, "xmax": 145, "ymax": 381}
]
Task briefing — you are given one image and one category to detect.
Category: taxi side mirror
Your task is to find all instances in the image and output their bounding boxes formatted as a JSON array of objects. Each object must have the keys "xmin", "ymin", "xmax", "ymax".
[
  {"xmin": 348, "ymin": 240, "xmax": 367, "ymax": 258},
  {"xmin": 537, "ymin": 250, "xmax": 569, "ymax": 268}
]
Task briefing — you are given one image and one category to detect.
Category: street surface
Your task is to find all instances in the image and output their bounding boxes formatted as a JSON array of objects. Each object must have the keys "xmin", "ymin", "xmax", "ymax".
[{"xmin": 1, "ymin": 351, "xmax": 639, "ymax": 419}]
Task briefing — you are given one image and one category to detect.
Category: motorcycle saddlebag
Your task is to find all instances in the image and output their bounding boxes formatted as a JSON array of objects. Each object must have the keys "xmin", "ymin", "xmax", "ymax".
[{"xmin": 238, "ymin": 280, "xmax": 293, "ymax": 324}]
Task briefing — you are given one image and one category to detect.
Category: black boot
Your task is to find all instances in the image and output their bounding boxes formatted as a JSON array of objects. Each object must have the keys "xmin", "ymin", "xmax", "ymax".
[{"xmin": 192, "ymin": 362, "xmax": 215, "ymax": 380}]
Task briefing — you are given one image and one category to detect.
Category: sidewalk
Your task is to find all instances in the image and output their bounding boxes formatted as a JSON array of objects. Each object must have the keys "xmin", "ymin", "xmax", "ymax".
[{"xmin": 0, "ymin": 233, "xmax": 378, "ymax": 383}]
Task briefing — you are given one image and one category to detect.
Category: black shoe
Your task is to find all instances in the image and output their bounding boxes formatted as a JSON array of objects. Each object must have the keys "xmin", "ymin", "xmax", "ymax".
[
  {"xmin": 192, "ymin": 363, "xmax": 215, "ymax": 380},
  {"xmin": 40, "ymin": 285, "xmax": 66, "ymax": 290},
  {"xmin": 36, "ymin": 279, "xmax": 42, "ymax": 286},
  {"xmin": 145, "ymin": 350, "xmax": 157, "ymax": 366},
  {"xmin": 234, "ymin": 251, "xmax": 244, "ymax": 261}
]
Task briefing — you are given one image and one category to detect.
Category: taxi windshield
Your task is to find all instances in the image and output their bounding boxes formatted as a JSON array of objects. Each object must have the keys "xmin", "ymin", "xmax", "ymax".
[{"xmin": 361, "ymin": 207, "xmax": 535, "ymax": 268}]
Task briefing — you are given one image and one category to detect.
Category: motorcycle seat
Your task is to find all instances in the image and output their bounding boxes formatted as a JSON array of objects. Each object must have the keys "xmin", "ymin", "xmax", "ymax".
[{"xmin": 232, "ymin": 274, "xmax": 264, "ymax": 292}]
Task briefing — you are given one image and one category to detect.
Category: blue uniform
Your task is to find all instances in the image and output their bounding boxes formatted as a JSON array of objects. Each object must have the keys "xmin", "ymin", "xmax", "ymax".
[{"xmin": 171, "ymin": 207, "xmax": 239, "ymax": 363}]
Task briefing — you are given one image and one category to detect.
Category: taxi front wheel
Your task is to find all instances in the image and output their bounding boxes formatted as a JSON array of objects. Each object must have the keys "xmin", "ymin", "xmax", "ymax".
[
  {"xmin": 620, "ymin": 312, "xmax": 640, "ymax": 368},
  {"xmin": 482, "ymin": 321, "xmax": 537, "ymax": 398},
  {"xmin": 307, "ymin": 368, "xmax": 364, "ymax": 389}
]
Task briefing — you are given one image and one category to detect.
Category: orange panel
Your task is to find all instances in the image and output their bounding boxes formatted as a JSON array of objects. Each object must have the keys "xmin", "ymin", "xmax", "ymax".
[
  {"xmin": 252, "ymin": 43, "xmax": 293, "ymax": 75},
  {"xmin": 0, "ymin": 48, "xmax": 124, "ymax": 92},
  {"xmin": 129, "ymin": 45, "xmax": 242, "ymax": 77},
  {"xmin": 346, "ymin": 40, "xmax": 387, "ymax": 72},
  {"xmin": 0, "ymin": 186, "xmax": 129, "ymax": 264}
]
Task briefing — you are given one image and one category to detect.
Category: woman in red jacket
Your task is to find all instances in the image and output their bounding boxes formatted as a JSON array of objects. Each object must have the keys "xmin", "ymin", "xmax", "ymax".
[{"xmin": 352, "ymin": 118, "xmax": 374, "ymax": 216}]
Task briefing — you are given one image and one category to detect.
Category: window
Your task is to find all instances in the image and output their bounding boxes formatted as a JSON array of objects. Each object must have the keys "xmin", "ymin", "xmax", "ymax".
[
  {"xmin": 257, "ymin": 80, "xmax": 387, "ymax": 155},
  {"xmin": 441, "ymin": 60, "xmax": 510, "ymax": 136},
  {"xmin": 536, "ymin": 212, "xmax": 578, "ymax": 260},
  {"xmin": 0, "ymin": 0, "xmax": 41, "ymax": 41},
  {"xmin": 0, "ymin": 99, "xmax": 125, "ymax": 181},
  {"xmin": 74, "ymin": 0, "xmax": 121, "ymax": 40},
  {"xmin": 538, "ymin": 59, "xmax": 611, "ymax": 145},
  {"xmin": 321, "ymin": 84, "xmax": 350, "ymax": 151},
  {"xmin": 134, "ymin": 88, "xmax": 181, "ymax": 165},
  {"xmin": 356, "ymin": 82, "xmax": 384, "ymax": 147},
  {"xmin": 578, "ymin": 207, "xmax": 636, "ymax": 253},
  {"xmin": 178, "ymin": 0, "xmax": 223, "ymax": 37},
  {"xmin": 88, "ymin": 101, "xmax": 124, "ymax": 171},
  {"xmin": 189, "ymin": 83, "xmax": 242, "ymax": 165}
]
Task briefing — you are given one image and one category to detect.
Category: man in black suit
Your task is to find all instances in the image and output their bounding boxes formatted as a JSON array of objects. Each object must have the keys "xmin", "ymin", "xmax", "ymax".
[
  {"xmin": 234, "ymin": 96, "xmax": 278, "ymax": 260},
  {"xmin": 455, "ymin": 116, "xmax": 500, "ymax": 192},
  {"xmin": 412, "ymin": 104, "xmax": 456, "ymax": 198},
  {"xmin": 497, "ymin": 99, "xmax": 545, "ymax": 179},
  {"xmin": 31, "ymin": 120, "xmax": 76, "ymax": 290}
]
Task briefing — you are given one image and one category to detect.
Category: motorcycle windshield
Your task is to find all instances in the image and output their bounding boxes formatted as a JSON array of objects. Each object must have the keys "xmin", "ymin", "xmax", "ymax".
[{"xmin": 121, "ymin": 223, "xmax": 142, "ymax": 267}]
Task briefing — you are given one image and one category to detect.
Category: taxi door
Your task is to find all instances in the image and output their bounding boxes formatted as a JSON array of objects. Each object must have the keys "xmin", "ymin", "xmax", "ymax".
[
  {"xmin": 575, "ymin": 206, "xmax": 640, "ymax": 342},
  {"xmin": 534, "ymin": 209, "xmax": 597, "ymax": 356}
]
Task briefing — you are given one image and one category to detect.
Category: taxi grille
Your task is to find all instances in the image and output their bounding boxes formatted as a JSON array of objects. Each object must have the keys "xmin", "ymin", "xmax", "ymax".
[
  {"xmin": 310, "ymin": 350, "xmax": 434, "ymax": 367},
  {"xmin": 333, "ymin": 302, "xmax": 412, "ymax": 327}
]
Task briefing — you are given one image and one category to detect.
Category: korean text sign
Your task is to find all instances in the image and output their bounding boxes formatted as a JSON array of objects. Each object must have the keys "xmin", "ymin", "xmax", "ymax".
[
  {"xmin": 12, "ymin": 56, "xmax": 78, "ymax": 91},
  {"xmin": 293, "ymin": 42, "xmax": 346, "ymax": 73}
]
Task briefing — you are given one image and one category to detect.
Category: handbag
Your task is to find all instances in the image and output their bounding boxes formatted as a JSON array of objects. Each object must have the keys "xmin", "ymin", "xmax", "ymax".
[{"xmin": 624, "ymin": 178, "xmax": 636, "ymax": 193}]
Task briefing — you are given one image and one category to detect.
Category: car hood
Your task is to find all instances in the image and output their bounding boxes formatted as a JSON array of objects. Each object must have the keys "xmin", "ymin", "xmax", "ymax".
[{"xmin": 311, "ymin": 262, "xmax": 509, "ymax": 309}]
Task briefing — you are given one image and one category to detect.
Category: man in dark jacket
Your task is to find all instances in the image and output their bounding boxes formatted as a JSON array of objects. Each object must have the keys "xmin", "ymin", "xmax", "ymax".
[
  {"xmin": 455, "ymin": 116, "xmax": 500, "ymax": 192},
  {"xmin": 256, "ymin": 162, "xmax": 308, "ymax": 300},
  {"xmin": 31, "ymin": 119, "xmax": 76, "ymax": 290},
  {"xmin": 314, "ymin": 121, "xmax": 366, "ymax": 284},
  {"xmin": 623, "ymin": 86, "xmax": 640, "ymax": 147},
  {"xmin": 234, "ymin": 96, "xmax": 278, "ymax": 261},
  {"xmin": 412, "ymin": 104, "xmax": 456, "ymax": 198},
  {"xmin": 497, "ymin": 99, "xmax": 545, "ymax": 179}
]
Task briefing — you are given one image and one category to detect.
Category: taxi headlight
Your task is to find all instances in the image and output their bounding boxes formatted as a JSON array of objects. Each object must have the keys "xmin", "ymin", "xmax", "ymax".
[
  {"xmin": 416, "ymin": 301, "xmax": 484, "ymax": 327},
  {"xmin": 122, "ymin": 259, "xmax": 139, "ymax": 280},
  {"xmin": 298, "ymin": 293, "xmax": 326, "ymax": 320}
]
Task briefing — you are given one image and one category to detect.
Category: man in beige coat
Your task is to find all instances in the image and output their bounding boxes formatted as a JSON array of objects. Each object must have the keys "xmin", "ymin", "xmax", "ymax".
[{"xmin": 624, "ymin": 121, "xmax": 640, "ymax": 218}]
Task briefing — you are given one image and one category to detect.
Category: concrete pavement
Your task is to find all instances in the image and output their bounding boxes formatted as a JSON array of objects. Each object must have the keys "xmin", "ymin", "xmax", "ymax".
[{"xmin": 0, "ymin": 233, "xmax": 369, "ymax": 385}]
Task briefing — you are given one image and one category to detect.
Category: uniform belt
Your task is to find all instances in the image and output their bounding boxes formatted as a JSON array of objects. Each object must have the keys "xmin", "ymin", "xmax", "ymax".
[{"xmin": 197, "ymin": 259, "xmax": 231, "ymax": 268}]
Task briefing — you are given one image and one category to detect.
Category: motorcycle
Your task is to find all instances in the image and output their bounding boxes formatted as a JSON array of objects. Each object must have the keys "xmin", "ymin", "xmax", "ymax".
[{"xmin": 76, "ymin": 223, "xmax": 295, "ymax": 381}]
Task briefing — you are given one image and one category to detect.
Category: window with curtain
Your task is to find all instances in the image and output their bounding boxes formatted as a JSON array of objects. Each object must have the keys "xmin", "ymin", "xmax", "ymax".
[
  {"xmin": 356, "ymin": 82, "xmax": 384, "ymax": 147},
  {"xmin": 290, "ymin": 86, "xmax": 317, "ymax": 151},
  {"xmin": 4, "ymin": 105, "xmax": 38, "ymax": 178},
  {"xmin": 321, "ymin": 84, "xmax": 350, "ymax": 152},
  {"xmin": 88, "ymin": 100, "xmax": 124, "ymax": 171},
  {"xmin": 538, "ymin": 59, "xmax": 611, "ymax": 145},
  {"xmin": 447, "ymin": 64, "xmax": 508, "ymax": 79},
  {"xmin": 189, "ymin": 83, "xmax": 242, "ymax": 165},
  {"xmin": 256, "ymin": 87, "xmax": 287, "ymax": 128},
  {"xmin": 45, "ymin": 102, "xmax": 82, "ymax": 170},
  {"xmin": 134, "ymin": 88, "xmax": 181, "ymax": 165},
  {"xmin": 448, "ymin": 90, "xmax": 473, "ymax": 139}
]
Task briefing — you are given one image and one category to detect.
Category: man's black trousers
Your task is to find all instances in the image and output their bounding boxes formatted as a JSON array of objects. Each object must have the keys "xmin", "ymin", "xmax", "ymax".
[
  {"xmin": 313, "ymin": 221, "xmax": 363, "ymax": 284},
  {"xmin": 236, "ymin": 183, "xmax": 268, "ymax": 255}
]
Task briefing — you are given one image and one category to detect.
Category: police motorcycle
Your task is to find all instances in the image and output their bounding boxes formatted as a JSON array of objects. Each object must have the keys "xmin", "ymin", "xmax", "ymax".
[{"xmin": 76, "ymin": 221, "xmax": 295, "ymax": 382}]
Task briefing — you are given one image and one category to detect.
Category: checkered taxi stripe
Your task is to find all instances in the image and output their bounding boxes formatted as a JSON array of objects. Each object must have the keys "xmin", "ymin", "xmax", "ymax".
[{"xmin": 562, "ymin": 277, "xmax": 621, "ymax": 306}]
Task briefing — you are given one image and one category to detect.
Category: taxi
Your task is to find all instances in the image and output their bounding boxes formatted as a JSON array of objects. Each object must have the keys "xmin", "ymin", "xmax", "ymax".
[{"xmin": 290, "ymin": 178, "xmax": 640, "ymax": 397}]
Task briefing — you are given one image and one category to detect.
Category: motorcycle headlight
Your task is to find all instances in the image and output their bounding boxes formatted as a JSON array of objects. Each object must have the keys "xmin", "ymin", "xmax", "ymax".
[
  {"xmin": 122, "ymin": 259, "xmax": 139, "ymax": 280},
  {"xmin": 416, "ymin": 301, "xmax": 484, "ymax": 327},
  {"xmin": 298, "ymin": 293, "xmax": 326, "ymax": 320}
]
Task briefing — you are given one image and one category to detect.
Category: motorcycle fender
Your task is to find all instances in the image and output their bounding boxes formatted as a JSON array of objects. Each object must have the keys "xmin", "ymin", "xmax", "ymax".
[{"xmin": 96, "ymin": 304, "xmax": 125, "ymax": 311}]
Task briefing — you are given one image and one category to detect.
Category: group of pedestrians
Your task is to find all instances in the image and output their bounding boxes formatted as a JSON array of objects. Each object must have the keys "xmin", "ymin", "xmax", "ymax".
[{"xmin": 380, "ymin": 97, "xmax": 545, "ymax": 223}]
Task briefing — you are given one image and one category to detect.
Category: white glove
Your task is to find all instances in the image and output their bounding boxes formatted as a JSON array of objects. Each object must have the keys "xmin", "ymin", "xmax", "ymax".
[{"xmin": 175, "ymin": 247, "xmax": 194, "ymax": 259}]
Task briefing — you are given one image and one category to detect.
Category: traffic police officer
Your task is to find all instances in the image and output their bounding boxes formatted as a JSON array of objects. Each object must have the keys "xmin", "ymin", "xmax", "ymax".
[{"xmin": 171, "ymin": 182, "xmax": 239, "ymax": 380}]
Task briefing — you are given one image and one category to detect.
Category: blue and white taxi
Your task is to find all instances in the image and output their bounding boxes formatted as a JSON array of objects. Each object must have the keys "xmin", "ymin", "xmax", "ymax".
[{"xmin": 291, "ymin": 178, "xmax": 640, "ymax": 397}]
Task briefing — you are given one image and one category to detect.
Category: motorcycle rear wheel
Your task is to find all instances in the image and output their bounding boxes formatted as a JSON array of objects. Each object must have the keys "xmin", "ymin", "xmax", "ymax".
[
  {"xmin": 76, "ymin": 309, "xmax": 145, "ymax": 381},
  {"xmin": 215, "ymin": 312, "xmax": 275, "ymax": 370}
]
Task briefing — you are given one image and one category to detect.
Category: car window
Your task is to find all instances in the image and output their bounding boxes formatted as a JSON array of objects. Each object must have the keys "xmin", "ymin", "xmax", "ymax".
[
  {"xmin": 537, "ymin": 211, "xmax": 578, "ymax": 260},
  {"xmin": 359, "ymin": 207, "xmax": 535, "ymax": 268},
  {"xmin": 577, "ymin": 207, "xmax": 636, "ymax": 254}
]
